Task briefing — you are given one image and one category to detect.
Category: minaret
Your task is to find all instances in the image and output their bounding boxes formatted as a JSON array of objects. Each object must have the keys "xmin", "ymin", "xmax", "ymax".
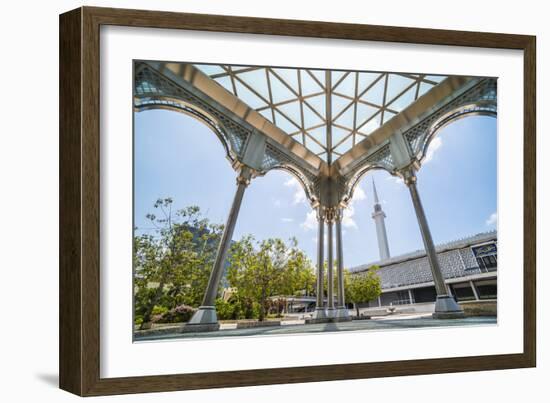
[{"xmin": 371, "ymin": 179, "xmax": 390, "ymax": 260}]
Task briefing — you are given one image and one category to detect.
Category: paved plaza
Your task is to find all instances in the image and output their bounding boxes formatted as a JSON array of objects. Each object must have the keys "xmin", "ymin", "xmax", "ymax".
[{"xmin": 135, "ymin": 316, "xmax": 497, "ymax": 342}]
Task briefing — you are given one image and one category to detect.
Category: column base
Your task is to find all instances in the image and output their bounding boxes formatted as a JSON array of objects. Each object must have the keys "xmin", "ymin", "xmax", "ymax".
[
  {"xmin": 432, "ymin": 295, "xmax": 465, "ymax": 319},
  {"xmin": 312, "ymin": 307, "xmax": 327, "ymax": 319},
  {"xmin": 334, "ymin": 307, "xmax": 352, "ymax": 321},
  {"xmin": 306, "ymin": 307, "xmax": 350, "ymax": 324},
  {"xmin": 187, "ymin": 306, "xmax": 218, "ymax": 325},
  {"xmin": 307, "ymin": 307, "xmax": 330, "ymax": 324}
]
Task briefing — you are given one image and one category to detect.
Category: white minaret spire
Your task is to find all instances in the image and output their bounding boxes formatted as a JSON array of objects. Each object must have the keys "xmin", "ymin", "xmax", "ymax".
[{"xmin": 371, "ymin": 178, "xmax": 390, "ymax": 260}]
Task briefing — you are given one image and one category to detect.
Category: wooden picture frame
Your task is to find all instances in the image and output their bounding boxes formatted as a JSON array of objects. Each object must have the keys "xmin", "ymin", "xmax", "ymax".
[{"xmin": 59, "ymin": 6, "xmax": 536, "ymax": 396}]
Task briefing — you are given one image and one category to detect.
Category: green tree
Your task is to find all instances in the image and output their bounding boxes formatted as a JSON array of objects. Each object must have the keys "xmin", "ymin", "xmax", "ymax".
[
  {"xmin": 345, "ymin": 266, "xmax": 382, "ymax": 317},
  {"xmin": 227, "ymin": 236, "xmax": 315, "ymax": 321},
  {"xmin": 279, "ymin": 237, "xmax": 316, "ymax": 297},
  {"xmin": 134, "ymin": 199, "xmax": 222, "ymax": 329}
]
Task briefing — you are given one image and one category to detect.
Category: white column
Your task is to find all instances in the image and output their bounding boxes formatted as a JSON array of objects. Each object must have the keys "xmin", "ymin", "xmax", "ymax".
[
  {"xmin": 326, "ymin": 218, "xmax": 335, "ymax": 314},
  {"xmin": 186, "ymin": 167, "xmax": 252, "ymax": 329},
  {"xmin": 335, "ymin": 208, "xmax": 350, "ymax": 319},
  {"xmin": 402, "ymin": 168, "xmax": 463, "ymax": 318},
  {"xmin": 313, "ymin": 207, "xmax": 327, "ymax": 319}
]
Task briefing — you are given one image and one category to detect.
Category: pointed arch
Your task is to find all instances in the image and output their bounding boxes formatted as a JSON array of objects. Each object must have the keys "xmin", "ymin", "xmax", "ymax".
[
  {"xmin": 134, "ymin": 96, "xmax": 241, "ymax": 166},
  {"xmin": 341, "ymin": 165, "xmax": 394, "ymax": 207},
  {"xmin": 418, "ymin": 101, "xmax": 497, "ymax": 165},
  {"xmin": 267, "ymin": 165, "xmax": 317, "ymax": 206}
]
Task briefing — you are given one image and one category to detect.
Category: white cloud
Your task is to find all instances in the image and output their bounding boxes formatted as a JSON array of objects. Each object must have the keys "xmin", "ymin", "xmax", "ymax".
[
  {"xmin": 340, "ymin": 185, "xmax": 366, "ymax": 229},
  {"xmin": 299, "ymin": 185, "xmax": 365, "ymax": 232},
  {"xmin": 284, "ymin": 177, "xmax": 307, "ymax": 205},
  {"xmin": 351, "ymin": 185, "xmax": 366, "ymax": 201},
  {"xmin": 386, "ymin": 175, "xmax": 403, "ymax": 185},
  {"xmin": 281, "ymin": 217, "xmax": 294, "ymax": 223},
  {"xmin": 424, "ymin": 137, "xmax": 443, "ymax": 163},
  {"xmin": 342, "ymin": 205, "xmax": 358, "ymax": 229},
  {"xmin": 486, "ymin": 212, "xmax": 498, "ymax": 226},
  {"xmin": 301, "ymin": 210, "xmax": 317, "ymax": 231}
]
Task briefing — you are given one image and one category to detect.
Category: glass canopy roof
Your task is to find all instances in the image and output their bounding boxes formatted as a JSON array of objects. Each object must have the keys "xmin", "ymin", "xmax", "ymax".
[{"xmin": 194, "ymin": 64, "xmax": 446, "ymax": 163}]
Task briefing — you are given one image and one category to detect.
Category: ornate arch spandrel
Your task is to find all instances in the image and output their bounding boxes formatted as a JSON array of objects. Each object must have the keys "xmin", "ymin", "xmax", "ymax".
[
  {"xmin": 134, "ymin": 63, "xmax": 251, "ymax": 160},
  {"xmin": 134, "ymin": 97, "xmax": 238, "ymax": 164},
  {"xmin": 404, "ymin": 78, "xmax": 497, "ymax": 163},
  {"xmin": 339, "ymin": 142, "xmax": 397, "ymax": 206},
  {"xmin": 259, "ymin": 141, "xmax": 319, "ymax": 205},
  {"xmin": 134, "ymin": 63, "xmax": 320, "ymax": 203},
  {"xmin": 417, "ymin": 102, "xmax": 497, "ymax": 165}
]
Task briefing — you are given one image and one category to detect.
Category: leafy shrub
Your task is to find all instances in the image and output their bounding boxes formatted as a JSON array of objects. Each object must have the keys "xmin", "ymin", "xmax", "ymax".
[
  {"xmin": 216, "ymin": 298, "xmax": 251, "ymax": 320},
  {"xmin": 154, "ymin": 304, "xmax": 196, "ymax": 323},
  {"xmin": 152, "ymin": 305, "xmax": 169, "ymax": 316},
  {"xmin": 215, "ymin": 298, "xmax": 235, "ymax": 320},
  {"xmin": 249, "ymin": 302, "xmax": 261, "ymax": 319},
  {"xmin": 214, "ymin": 297, "xmax": 267, "ymax": 321}
]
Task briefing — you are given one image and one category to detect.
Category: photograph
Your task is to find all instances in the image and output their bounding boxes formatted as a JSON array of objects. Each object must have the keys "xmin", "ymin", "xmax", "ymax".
[
  {"xmin": 0, "ymin": 0, "xmax": 542, "ymax": 399},
  {"xmin": 132, "ymin": 61, "xmax": 498, "ymax": 341}
]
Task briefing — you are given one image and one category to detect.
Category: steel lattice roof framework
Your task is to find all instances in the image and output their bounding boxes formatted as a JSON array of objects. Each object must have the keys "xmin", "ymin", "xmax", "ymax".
[
  {"xmin": 194, "ymin": 64, "xmax": 446, "ymax": 164},
  {"xmin": 134, "ymin": 60, "xmax": 496, "ymax": 208}
]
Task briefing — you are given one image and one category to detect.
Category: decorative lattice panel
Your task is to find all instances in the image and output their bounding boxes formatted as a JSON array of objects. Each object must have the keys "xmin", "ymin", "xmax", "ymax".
[
  {"xmin": 365, "ymin": 143, "xmax": 394, "ymax": 169},
  {"xmin": 260, "ymin": 142, "xmax": 318, "ymax": 202},
  {"xmin": 135, "ymin": 64, "xmax": 250, "ymax": 158},
  {"xmin": 404, "ymin": 78, "xmax": 497, "ymax": 156}
]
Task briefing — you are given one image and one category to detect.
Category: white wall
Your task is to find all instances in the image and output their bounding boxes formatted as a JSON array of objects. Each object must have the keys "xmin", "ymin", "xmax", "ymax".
[{"xmin": 0, "ymin": 1, "xmax": 547, "ymax": 402}]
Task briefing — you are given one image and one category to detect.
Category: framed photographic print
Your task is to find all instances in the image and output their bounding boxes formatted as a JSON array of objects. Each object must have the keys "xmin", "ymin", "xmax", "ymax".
[{"xmin": 59, "ymin": 6, "xmax": 536, "ymax": 396}]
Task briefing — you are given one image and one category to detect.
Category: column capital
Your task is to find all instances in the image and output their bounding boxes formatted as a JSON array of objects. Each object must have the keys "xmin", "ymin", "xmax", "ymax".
[
  {"xmin": 318, "ymin": 206, "xmax": 344, "ymax": 223},
  {"xmin": 324, "ymin": 206, "xmax": 339, "ymax": 223},
  {"xmin": 316, "ymin": 206, "xmax": 326, "ymax": 222},
  {"xmin": 398, "ymin": 167, "xmax": 417, "ymax": 187},
  {"xmin": 335, "ymin": 207, "xmax": 344, "ymax": 223},
  {"xmin": 235, "ymin": 165, "xmax": 254, "ymax": 187}
]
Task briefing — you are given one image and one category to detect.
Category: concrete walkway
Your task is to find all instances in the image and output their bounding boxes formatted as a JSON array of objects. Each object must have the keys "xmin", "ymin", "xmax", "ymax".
[{"xmin": 135, "ymin": 316, "xmax": 496, "ymax": 342}]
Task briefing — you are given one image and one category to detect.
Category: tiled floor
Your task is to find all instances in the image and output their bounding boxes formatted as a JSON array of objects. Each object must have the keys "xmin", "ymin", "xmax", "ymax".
[{"xmin": 134, "ymin": 316, "xmax": 497, "ymax": 341}]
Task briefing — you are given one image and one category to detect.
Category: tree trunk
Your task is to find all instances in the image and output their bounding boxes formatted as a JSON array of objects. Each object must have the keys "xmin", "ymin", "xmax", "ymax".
[
  {"xmin": 355, "ymin": 303, "xmax": 360, "ymax": 317},
  {"xmin": 259, "ymin": 288, "xmax": 266, "ymax": 322},
  {"xmin": 140, "ymin": 279, "xmax": 166, "ymax": 330}
]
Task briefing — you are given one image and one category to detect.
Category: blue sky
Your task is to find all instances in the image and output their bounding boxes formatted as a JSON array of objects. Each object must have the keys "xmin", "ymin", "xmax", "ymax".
[{"xmin": 134, "ymin": 110, "xmax": 496, "ymax": 268}]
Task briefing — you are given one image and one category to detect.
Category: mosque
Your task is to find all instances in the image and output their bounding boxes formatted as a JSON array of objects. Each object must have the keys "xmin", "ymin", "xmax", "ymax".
[{"xmin": 349, "ymin": 180, "xmax": 497, "ymax": 315}]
